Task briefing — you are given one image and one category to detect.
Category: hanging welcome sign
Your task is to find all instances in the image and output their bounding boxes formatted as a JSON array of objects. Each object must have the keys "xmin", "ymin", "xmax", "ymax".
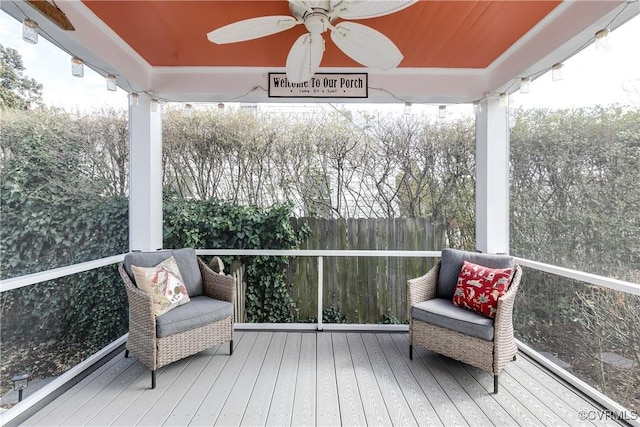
[{"xmin": 268, "ymin": 73, "xmax": 368, "ymax": 98}]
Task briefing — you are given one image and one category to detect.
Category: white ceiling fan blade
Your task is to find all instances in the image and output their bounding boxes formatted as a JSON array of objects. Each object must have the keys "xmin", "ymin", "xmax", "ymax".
[
  {"xmin": 207, "ymin": 16, "xmax": 299, "ymax": 44},
  {"xmin": 330, "ymin": 22, "xmax": 403, "ymax": 70},
  {"xmin": 286, "ymin": 33, "xmax": 325, "ymax": 83},
  {"xmin": 289, "ymin": 0, "xmax": 314, "ymax": 15},
  {"xmin": 332, "ymin": 0, "xmax": 417, "ymax": 19}
]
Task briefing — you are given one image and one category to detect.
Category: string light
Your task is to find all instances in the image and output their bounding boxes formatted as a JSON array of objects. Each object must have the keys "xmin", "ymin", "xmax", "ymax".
[
  {"xmin": 438, "ymin": 105, "xmax": 446, "ymax": 118},
  {"xmin": 551, "ymin": 63, "xmax": 564, "ymax": 82},
  {"xmin": 150, "ymin": 98, "xmax": 159, "ymax": 112},
  {"xmin": 520, "ymin": 77, "xmax": 531, "ymax": 94},
  {"xmin": 71, "ymin": 57, "xmax": 84, "ymax": 77},
  {"xmin": 499, "ymin": 93, "xmax": 509, "ymax": 108},
  {"xmin": 106, "ymin": 74, "xmax": 117, "ymax": 91},
  {"xmin": 217, "ymin": 103, "xmax": 225, "ymax": 110},
  {"xmin": 404, "ymin": 102, "xmax": 412, "ymax": 115},
  {"xmin": 473, "ymin": 100, "xmax": 482, "ymax": 114},
  {"xmin": 130, "ymin": 92, "xmax": 139, "ymax": 106},
  {"xmin": 184, "ymin": 103, "xmax": 193, "ymax": 116},
  {"xmin": 22, "ymin": 19, "xmax": 38, "ymax": 44},
  {"xmin": 594, "ymin": 29, "xmax": 610, "ymax": 52}
]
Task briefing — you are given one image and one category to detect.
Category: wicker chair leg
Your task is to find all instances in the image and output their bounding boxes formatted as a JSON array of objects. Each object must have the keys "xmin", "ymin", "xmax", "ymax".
[
  {"xmin": 151, "ymin": 370, "xmax": 156, "ymax": 389},
  {"xmin": 230, "ymin": 340, "xmax": 234, "ymax": 355},
  {"xmin": 494, "ymin": 374, "xmax": 499, "ymax": 394},
  {"xmin": 513, "ymin": 354, "xmax": 517, "ymax": 361},
  {"xmin": 124, "ymin": 349, "xmax": 129, "ymax": 358},
  {"xmin": 409, "ymin": 344, "xmax": 413, "ymax": 360}
]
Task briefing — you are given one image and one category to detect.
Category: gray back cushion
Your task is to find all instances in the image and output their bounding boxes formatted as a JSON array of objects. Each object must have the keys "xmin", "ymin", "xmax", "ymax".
[
  {"xmin": 123, "ymin": 248, "xmax": 203, "ymax": 296},
  {"xmin": 436, "ymin": 248, "xmax": 515, "ymax": 300}
]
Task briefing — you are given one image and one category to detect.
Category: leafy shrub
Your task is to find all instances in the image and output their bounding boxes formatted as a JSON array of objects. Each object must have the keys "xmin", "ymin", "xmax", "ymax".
[
  {"xmin": 1, "ymin": 108, "xmax": 129, "ymax": 350},
  {"xmin": 164, "ymin": 198, "xmax": 310, "ymax": 322}
]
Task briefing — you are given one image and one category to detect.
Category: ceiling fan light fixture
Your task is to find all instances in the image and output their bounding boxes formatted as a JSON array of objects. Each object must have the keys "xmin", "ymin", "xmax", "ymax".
[{"xmin": 304, "ymin": 13, "xmax": 328, "ymax": 34}]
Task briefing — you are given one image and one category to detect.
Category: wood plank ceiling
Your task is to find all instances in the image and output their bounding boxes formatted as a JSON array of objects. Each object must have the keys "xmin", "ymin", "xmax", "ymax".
[{"xmin": 82, "ymin": 0, "xmax": 561, "ymax": 69}]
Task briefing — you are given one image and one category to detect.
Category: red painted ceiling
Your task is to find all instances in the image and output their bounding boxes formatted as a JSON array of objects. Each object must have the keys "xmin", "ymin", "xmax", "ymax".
[{"xmin": 82, "ymin": 0, "xmax": 562, "ymax": 69}]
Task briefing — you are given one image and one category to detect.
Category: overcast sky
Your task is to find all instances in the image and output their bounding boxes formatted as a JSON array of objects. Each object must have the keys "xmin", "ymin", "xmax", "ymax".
[{"xmin": 1, "ymin": 10, "xmax": 639, "ymax": 114}]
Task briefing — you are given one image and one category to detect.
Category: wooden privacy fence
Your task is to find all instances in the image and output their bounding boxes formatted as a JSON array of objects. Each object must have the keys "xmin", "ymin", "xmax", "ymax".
[{"xmin": 287, "ymin": 217, "xmax": 445, "ymax": 323}]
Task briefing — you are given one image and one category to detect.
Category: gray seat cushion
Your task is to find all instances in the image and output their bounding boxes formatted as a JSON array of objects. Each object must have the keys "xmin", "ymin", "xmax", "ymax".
[
  {"xmin": 156, "ymin": 295, "xmax": 233, "ymax": 338},
  {"xmin": 412, "ymin": 298, "xmax": 494, "ymax": 341},
  {"xmin": 437, "ymin": 249, "xmax": 515, "ymax": 300},
  {"xmin": 123, "ymin": 248, "xmax": 203, "ymax": 296}
]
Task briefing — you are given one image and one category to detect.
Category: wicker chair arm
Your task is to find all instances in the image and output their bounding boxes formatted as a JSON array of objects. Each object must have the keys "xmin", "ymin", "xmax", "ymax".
[
  {"xmin": 494, "ymin": 265, "xmax": 522, "ymax": 328},
  {"xmin": 117, "ymin": 263, "xmax": 156, "ymax": 336},
  {"xmin": 493, "ymin": 265, "xmax": 522, "ymax": 363},
  {"xmin": 198, "ymin": 258, "xmax": 236, "ymax": 303},
  {"xmin": 408, "ymin": 262, "xmax": 440, "ymax": 307}
]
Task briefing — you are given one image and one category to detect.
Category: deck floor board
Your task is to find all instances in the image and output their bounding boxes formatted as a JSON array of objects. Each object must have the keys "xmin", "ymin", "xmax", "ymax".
[{"xmin": 20, "ymin": 331, "xmax": 622, "ymax": 427}]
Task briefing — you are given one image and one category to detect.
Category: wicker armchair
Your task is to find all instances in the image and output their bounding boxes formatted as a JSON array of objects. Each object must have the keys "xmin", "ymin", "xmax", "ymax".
[
  {"xmin": 118, "ymin": 248, "xmax": 235, "ymax": 389},
  {"xmin": 408, "ymin": 249, "xmax": 522, "ymax": 393}
]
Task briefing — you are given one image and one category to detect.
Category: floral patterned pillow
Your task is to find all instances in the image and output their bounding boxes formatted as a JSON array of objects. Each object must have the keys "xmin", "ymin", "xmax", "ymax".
[
  {"xmin": 131, "ymin": 256, "xmax": 191, "ymax": 316},
  {"xmin": 452, "ymin": 260, "xmax": 514, "ymax": 318}
]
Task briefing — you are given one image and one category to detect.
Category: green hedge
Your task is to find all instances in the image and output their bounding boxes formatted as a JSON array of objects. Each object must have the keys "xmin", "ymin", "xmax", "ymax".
[{"xmin": 164, "ymin": 199, "xmax": 310, "ymax": 322}]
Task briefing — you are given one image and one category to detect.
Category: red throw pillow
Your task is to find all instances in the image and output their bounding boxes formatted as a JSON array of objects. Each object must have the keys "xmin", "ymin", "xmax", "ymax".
[{"xmin": 452, "ymin": 260, "xmax": 514, "ymax": 318}]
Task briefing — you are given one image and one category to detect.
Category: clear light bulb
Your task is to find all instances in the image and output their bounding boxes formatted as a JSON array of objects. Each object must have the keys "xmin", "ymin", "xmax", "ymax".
[
  {"xmin": 106, "ymin": 74, "xmax": 117, "ymax": 91},
  {"xmin": 71, "ymin": 57, "xmax": 84, "ymax": 77},
  {"xmin": 22, "ymin": 19, "xmax": 38, "ymax": 44}
]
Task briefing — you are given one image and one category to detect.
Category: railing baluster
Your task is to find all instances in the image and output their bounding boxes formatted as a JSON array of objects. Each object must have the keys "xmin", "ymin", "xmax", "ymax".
[{"xmin": 317, "ymin": 256, "xmax": 323, "ymax": 331}]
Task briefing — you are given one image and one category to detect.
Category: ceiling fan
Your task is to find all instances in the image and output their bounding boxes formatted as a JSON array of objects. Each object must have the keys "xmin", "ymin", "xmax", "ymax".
[{"xmin": 207, "ymin": 0, "xmax": 417, "ymax": 83}]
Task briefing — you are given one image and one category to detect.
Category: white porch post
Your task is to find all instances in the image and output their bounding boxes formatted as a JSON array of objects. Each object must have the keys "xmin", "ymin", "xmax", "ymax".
[
  {"xmin": 128, "ymin": 94, "xmax": 163, "ymax": 252},
  {"xmin": 475, "ymin": 97, "xmax": 509, "ymax": 254}
]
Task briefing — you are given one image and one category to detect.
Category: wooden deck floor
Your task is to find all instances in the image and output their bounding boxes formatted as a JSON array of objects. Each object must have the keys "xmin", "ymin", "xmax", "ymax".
[{"xmin": 23, "ymin": 331, "xmax": 622, "ymax": 427}]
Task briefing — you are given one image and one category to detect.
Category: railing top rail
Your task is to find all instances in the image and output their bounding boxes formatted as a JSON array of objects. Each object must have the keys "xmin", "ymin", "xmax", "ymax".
[
  {"xmin": 2, "ymin": 250, "xmax": 638, "ymax": 297},
  {"xmin": 196, "ymin": 249, "xmax": 442, "ymax": 257},
  {"xmin": 0, "ymin": 254, "xmax": 126, "ymax": 293},
  {"xmin": 514, "ymin": 257, "xmax": 640, "ymax": 296}
]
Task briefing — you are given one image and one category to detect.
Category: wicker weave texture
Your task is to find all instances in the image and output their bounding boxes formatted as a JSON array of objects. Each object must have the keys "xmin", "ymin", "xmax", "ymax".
[
  {"xmin": 408, "ymin": 263, "xmax": 522, "ymax": 376},
  {"xmin": 493, "ymin": 265, "xmax": 522, "ymax": 372},
  {"xmin": 118, "ymin": 257, "xmax": 234, "ymax": 373},
  {"xmin": 157, "ymin": 317, "xmax": 232, "ymax": 368},
  {"xmin": 412, "ymin": 319, "xmax": 495, "ymax": 372},
  {"xmin": 198, "ymin": 258, "xmax": 236, "ymax": 303},
  {"xmin": 119, "ymin": 264, "xmax": 158, "ymax": 369}
]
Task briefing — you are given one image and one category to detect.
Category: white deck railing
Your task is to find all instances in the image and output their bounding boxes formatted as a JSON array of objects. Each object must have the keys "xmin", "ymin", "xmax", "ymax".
[
  {"xmin": 2, "ymin": 249, "xmax": 637, "ymax": 296},
  {"xmin": 1, "ymin": 249, "xmax": 638, "ymax": 426}
]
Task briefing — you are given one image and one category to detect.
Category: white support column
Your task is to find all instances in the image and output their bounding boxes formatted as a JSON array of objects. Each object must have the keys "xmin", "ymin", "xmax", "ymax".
[
  {"xmin": 128, "ymin": 94, "xmax": 163, "ymax": 252},
  {"xmin": 475, "ymin": 97, "xmax": 509, "ymax": 254}
]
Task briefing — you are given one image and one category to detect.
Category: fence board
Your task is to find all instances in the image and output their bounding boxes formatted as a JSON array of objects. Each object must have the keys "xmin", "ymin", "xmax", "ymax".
[{"xmin": 286, "ymin": 217, "xmax": 444, "ymax": 323}]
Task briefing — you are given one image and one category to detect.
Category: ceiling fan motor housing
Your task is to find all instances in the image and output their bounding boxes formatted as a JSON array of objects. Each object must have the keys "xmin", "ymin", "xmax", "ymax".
[{"xmin": 290, "ymin": 0, "xmax": 338, "ymax": 28}]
